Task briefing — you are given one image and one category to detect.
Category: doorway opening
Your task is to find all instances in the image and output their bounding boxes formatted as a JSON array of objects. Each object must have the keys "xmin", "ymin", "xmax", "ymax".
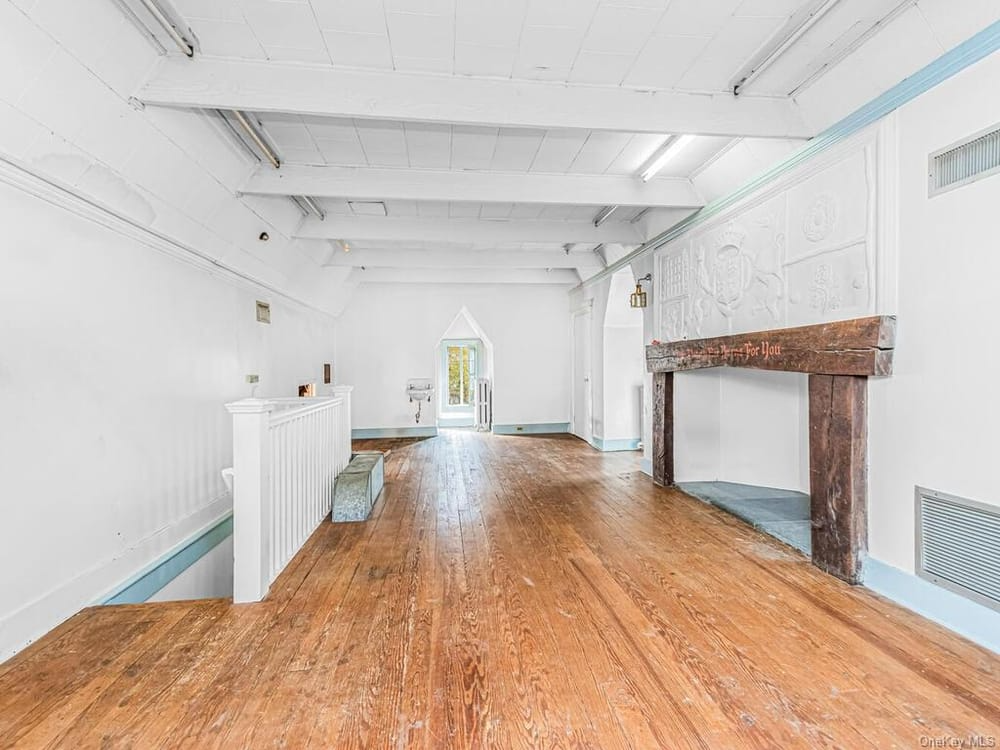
[
  {"xmin": 435, "ymin": 306, "xmax": 495, "ymax": 431},
  {"xmin": 439, "ymin": 339, "xmax": 480, "ymax": 428}
]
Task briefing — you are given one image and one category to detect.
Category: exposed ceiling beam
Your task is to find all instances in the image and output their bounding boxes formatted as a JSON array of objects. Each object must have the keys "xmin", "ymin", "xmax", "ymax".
[
  {"xmin": 324, "ymin": 249, "xmax": 604, "ymax": 270},
  {"xmin": 349, "ymin": 267, "xmax": 580, "ymax": 285},
  {"xmin": 296, "ymin": 216, "xmax": 643, "ymax": 244},
  {"xmin": 242, "ymin": 165, "xmax": 702, "ymax": 208},
  {"xmin": 139, "ymin": 57, "xmax": 815, "ymax": 139}
]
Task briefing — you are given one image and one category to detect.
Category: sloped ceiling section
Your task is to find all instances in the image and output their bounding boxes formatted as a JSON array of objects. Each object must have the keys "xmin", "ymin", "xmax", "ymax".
[{"xmin": 2, "ymin": 0, "xmax": 997, "ymax": 311}]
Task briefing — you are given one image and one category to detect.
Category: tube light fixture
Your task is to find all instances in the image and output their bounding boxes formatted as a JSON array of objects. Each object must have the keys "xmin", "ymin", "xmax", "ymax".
[
  {"xmin": 592, "ymin": 244, "xmax": 608, "ymax": 268},
  {"xmin": 640, "ymin": 135, "xmax": 695, "ymax": 182},
  {"xmin": 216, "ymin": 110, "xmax": 261, "ymax": 163},
  {"xmin": 787, "ymin": 0, "xmax": 913, "ymax": 97},
  {"xmin": 290, "ymin": 196, "xmax": 309, "ymax": 217},
  {"xmin": 109, "ymin": 0, "xmax": 167, "ymax": 54},
  {"xmin": 593, "ymin": 205, "xmax": 618, "ymax": 227},
  {"xmin": 630, "ymin": 207, "xmax": 651, "ymax": 224},
  {"xmin": 299, "ymin": 196, "xmax": 326, "ymax": 221},
  {"xmin": 730, "ymin": 0, "xmax": 840, "ymax": 96},
  {"xmin": 138, "ymin": 0, "xmax": 194, "ymax": 57},
  {"xmin": 232, "ymin": 111, "xmax": 281, "ymax": 169}
]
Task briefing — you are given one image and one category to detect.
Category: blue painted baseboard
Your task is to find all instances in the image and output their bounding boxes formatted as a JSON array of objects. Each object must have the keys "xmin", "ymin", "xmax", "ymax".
[
  {"xmin": 863, "ymin": 558, "xmax": 1000, "ymax": 654},
  {"xmin": 591, "ymin": 436, "xmax": 642, "ymax": 452},
  {"xmin": 352, "ymin": 426, "xmax": 439, "ymax": 439},
  {"xmin": 102, "ymin": 513, "xmax": 233, "ymax": 605},
  {"xmin": 492, "ymin": 422, "xmax": 570, "ymax": 435}
]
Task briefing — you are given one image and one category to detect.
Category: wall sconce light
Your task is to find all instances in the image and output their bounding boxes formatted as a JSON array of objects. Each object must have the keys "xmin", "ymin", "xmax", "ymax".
[{"xmin": 630, "ymin": 273, "xmax": 652, "ymax": 308}]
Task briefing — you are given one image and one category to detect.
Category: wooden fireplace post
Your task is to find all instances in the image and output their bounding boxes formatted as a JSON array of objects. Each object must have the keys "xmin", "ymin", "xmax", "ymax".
[
  {"xmin": 651, "ymin": 372, "xmax": 674, "ymax": 487},
  {"xmin": 808, "ymin": 374, "xmax": 868, "ymax": 583}
]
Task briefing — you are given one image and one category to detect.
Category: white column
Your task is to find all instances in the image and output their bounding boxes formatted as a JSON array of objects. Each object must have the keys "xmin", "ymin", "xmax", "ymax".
[{"xmin": 225, "ymin": 398, "xmax": 274, "ymax": 603}]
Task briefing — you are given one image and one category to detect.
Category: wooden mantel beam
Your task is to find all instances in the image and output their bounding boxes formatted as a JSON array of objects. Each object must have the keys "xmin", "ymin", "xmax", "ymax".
[{"xmin": 646, "ymin": 316, "xmax": 896, "ymax": 377}]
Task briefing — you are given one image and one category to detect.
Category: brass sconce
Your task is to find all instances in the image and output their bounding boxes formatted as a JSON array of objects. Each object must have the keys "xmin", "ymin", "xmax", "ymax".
[{"xmin": 630, "ymin": 273, "xmax": 652, "ymax": 308}]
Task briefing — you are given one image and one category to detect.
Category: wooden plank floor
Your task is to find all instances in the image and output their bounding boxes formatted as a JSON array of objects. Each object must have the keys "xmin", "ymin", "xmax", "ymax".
[{"xmin": 2, "ymin": 431, "xmax": 998, "ymax": 749}]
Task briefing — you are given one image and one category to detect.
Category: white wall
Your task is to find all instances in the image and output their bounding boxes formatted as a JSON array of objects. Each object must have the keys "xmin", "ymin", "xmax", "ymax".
[
  {"xmin": 0, "ymin": 1, "xmax": 346, "ymax": 314},
  {"xmin": 673, "ymin": 370, "xmax": 722, "ymax": 481},
  {"xmin": 601, "ymin": 271, "xmax": 644, "ymax": 443},
  {"xmin": 336, "ymin": 283, "xmax": 572, "ymax": 429},
  {"xmin": 718, "ymin": 370, "xmax": 810, "ymax": 492},
  {"xmin": 868, "ymin": 52, "xmax": 1000, "ymax": 573},
  {"xmin": 0, "ymin": 178, "xmax": 336, "ymax": 659}
]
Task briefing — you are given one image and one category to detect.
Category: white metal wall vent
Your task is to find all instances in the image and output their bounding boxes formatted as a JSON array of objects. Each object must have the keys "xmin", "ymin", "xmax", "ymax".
[
  {"xmin": 928, "ymin": 123, "xmax": 1000, "ymax": 197},
  {"xmin": 915, "ymin": 487, "xmax": 1000, "ymax": 613}
]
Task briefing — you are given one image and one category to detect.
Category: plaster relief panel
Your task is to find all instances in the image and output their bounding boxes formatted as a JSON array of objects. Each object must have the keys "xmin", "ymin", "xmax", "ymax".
[
  {"xmin": 660, "ymin": 248, "xmax": 690, "ymax": 301},
  {"xmin": 787, "ymin": 148, "xmax": 870, "ymax": 263},
  {"xmin": 651, "ymin": 130, "xmax": 886, "ymax": 344},
  {"xmin": 687, "ymin": 194, "xmax": 787, "ymax": 339},
  {"xmin": 786, "ymin": 242, "xmax": 871, "ymax": 325},
  {"xmin": 660, "ymin": 299, "xmax": 686, "ymax": 342}
]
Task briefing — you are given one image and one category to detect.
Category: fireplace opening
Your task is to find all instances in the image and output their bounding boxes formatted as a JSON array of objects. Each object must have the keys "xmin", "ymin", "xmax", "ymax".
[{"xmin": 676, "ymin": 369, "xmax": 812, "ymax": 554}]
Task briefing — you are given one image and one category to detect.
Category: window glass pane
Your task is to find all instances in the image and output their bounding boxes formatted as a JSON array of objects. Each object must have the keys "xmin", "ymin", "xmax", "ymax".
[
  {"xmin": 465, "ymin": 347, "xmax": 475, "ymax": 404},
  {"xmin": 445, "ymin": 343, "xmax": 478, "ymax": 408},
  {"xmin": 447, "ymin": 346, "xmax": 461, "ymax": 405}
]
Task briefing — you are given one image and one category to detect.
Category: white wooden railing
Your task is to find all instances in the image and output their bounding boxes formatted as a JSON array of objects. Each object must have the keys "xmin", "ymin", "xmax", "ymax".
[{"xmin": 225, "ymin": 386, "xmax": 352, "ymax": 602}]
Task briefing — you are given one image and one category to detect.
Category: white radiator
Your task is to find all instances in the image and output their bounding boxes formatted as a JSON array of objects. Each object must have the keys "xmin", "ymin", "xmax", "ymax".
[{"xmin": 476, "ymin": 378, "xmax": 492, "ymax": 431}]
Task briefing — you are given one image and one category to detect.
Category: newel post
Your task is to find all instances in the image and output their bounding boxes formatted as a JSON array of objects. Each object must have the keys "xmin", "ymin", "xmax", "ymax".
[
  {"xmin": 329, "ymin": 385, "xmax": 354, "ymax": 470},
  {"xmin": 225, "ymin": 398, "xmax": 275, "ymax": 603},
  {"xmin": 329, "ymin": 385, "xmax": 353, "ymax": 425}
]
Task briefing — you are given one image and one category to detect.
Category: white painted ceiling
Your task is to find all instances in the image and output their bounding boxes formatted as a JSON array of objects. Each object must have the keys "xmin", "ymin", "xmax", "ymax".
[
  {"xmin": 171, "ymin": 0, "xmax": 908, "ymax": 95},
  {"xmin": 114, "ymin": 0, "xmax": 1000, "ymax": 286},
  {"xmin": 254, "ymin": 114, "xmax": 733, "ymax": 177}
]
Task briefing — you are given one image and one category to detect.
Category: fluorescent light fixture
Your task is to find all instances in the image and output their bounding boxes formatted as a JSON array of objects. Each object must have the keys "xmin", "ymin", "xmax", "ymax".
[
  {"xmin": 592, "ymin": 244, "xmax": 608, "ymax": 268},
  {"xmin": 787, "ymin": 0, "xmax": 914, "ymax": 97},
  {"xmin": 215, "ymin": 110, "xmax": 261, "ymax": 163},
  {"xmin": 108, "ymin": 0, "xmax": 167, "ymax": 54},
  {"xmin": 630, "ymin": 207, "xmax": 651, "ymax": 224},
  {"xmin": 137, "ymin": 0, "xmax": 194, "ymax": 57},
  {"xmin": 640, "ymin": 135, "xmax": 695, "ymax": 182},
  {"xmin": 593, "ymin": 206, "xmax": 618, "ymax": 227},
  {"xmin": 730, "ymin": 0, "xmax": 840, "ymax": 96},
  {"xmin": 290, "ymin": 196, "xmax": 325, "ymax": 220},
  {"xmin": 290, "ymin": 196, "xmax": 309, "ymax": 217},
  {"xmin": 232, "ymin": 111, "xmax": 280, "ymax": 169},
  {"xmin": 299, "ymin": 196, "xmax": 325, "ymax": 220}
]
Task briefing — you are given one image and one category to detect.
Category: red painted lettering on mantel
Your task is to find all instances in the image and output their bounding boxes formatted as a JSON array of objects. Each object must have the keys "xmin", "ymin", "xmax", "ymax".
[{"xmin": 667, "ymin": 341, "xmax": 783, "ymax": 361}]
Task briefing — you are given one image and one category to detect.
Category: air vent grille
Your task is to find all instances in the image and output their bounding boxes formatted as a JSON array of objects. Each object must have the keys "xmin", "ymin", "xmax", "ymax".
[
  {"xmin": 916, "ymin": 487, "xmax": 1000, "ymax": 612},
  {"xmin": 929, "ymin": 124, "xmax": 1000, "ymax": 196}
]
